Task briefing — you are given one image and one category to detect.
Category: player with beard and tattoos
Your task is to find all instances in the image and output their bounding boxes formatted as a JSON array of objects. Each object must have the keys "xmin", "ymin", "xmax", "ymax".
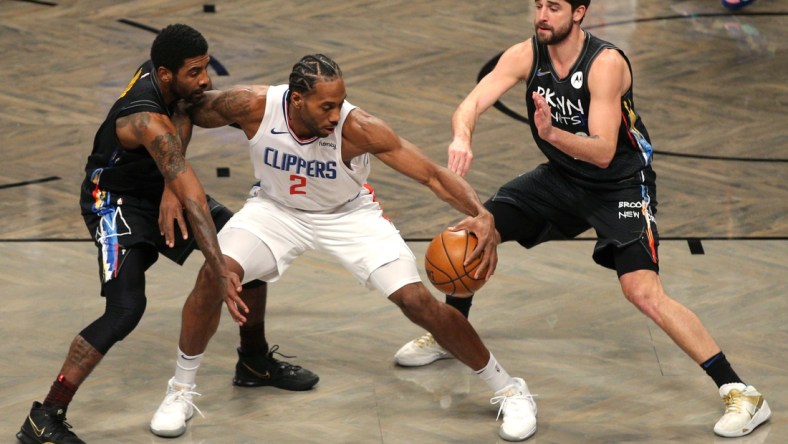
[
  {"xmin": 394, "ymin": 0, "xmax": 770, "ymax": 439},
  {"xmin": 16, "ymin": 24, "xmax": 315, "ymax": 444}
]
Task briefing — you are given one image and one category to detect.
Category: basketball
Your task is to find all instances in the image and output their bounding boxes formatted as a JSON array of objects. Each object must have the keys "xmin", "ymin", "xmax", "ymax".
[{"xmin": 424, "ymin": 229, "xmax": 486, "ymax": 297}]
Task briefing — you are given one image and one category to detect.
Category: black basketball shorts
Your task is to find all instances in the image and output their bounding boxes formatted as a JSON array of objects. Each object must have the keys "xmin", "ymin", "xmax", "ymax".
[
  {"xmin": 84, "ymin": 195, "xmax": 234, "ymax": 287},
  {"xmin": 486, "ymin": 163, "xmax": 659, "ymax": 276}
]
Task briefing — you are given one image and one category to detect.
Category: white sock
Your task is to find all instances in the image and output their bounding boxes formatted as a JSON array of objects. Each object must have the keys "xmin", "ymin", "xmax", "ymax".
[
  {"xmin": 475, "ymin": 352, "xmax": 514, "ymax": 393},
  {"xmin": 174, "ymin": 348, "xmax": 203, "ymax": 387}
]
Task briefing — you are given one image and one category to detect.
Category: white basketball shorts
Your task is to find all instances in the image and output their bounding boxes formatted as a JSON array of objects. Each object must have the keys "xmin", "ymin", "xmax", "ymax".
[{"xmin": 217, "ymin": 187, "xmax": 421, "ymax": 296}]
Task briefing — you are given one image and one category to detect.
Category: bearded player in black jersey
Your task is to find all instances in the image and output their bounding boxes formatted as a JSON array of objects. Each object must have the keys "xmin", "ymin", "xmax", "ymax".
[
  {"xmin": 16, "ymin": 24, "xmax": 316, "ymax": 444},
  {"xmin": 394, "ymin": 1, "xmax": 770, "ymax": 440}
]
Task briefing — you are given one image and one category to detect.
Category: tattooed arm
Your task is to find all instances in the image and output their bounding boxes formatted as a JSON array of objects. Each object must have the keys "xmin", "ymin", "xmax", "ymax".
[
  {"xmin": 116, "ymin": 111, "xmax": 241, "ymax": 296},
  {"xmin": 158, "ymin": 102, "xmax": 194, "ymax": 247},
  {"xmin": 186, "ymin": 85, "xmax": 269, "ymax": 139}
]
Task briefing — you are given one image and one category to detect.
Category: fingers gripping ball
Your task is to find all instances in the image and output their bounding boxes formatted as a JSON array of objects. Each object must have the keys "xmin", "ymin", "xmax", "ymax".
[{"xmin": 424, "ymin": 229, "xmax": 486, "ymax": 297}]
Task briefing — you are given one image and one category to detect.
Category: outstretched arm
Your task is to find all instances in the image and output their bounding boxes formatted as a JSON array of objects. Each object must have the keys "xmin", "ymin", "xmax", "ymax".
[
  {"xmin": 449, "ymin": 40, "xmax": 534, "ymax": 176},
  {"xmin": 343, "ymin": 109, "xmax": 498, "ymax": 280},
  {"xmin": 186, "ymin": 85, "xmax": 268, "ymax": 139}
]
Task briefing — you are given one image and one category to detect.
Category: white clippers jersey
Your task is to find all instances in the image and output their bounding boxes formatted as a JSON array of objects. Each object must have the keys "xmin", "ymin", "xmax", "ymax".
[{"xmin": 248, "ymin": 84, "xmax": 370, "ymax": 211}]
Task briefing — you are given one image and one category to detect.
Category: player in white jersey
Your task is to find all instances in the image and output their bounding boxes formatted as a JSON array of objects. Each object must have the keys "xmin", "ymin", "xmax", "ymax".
[
  {"xmin": 150, "ymin": 54, "xmax": 537, "ymax": 441},
  {"xmin": 247, "ymin": 83, "xmax": 369, "ymax": 211}
]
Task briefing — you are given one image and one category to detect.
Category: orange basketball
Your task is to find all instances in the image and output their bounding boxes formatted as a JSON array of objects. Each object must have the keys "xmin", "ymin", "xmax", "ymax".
[{"xmin": 424, "ymin": 229, "xmax": 486, "ymax": 297}]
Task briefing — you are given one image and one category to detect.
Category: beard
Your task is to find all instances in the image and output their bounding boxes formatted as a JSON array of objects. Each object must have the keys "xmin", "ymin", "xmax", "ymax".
[
  {"xmin": 172, "ymin": 78, "xmax": 206, "ymax": 104},
  {"xmin": 535, "ymin": 19, "xmax": 573, "ymax": 45}
]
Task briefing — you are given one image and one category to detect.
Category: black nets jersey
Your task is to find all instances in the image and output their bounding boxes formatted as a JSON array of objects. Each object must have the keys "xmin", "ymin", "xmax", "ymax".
[
  {"xmin": 79, "ymin": 60, "xmax": 173, "ymax": 216},
  {"xmin": 525, "ymin": 32, "xmax": 654, "ymax": 187}
]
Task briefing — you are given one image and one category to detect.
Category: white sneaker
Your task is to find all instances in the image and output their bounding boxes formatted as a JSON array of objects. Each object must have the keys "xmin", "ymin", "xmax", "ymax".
[
  {"xmin": 394, "ymin": 333, "xmax": 452, "ymax": 367},
  {"xmin": 150, "ymin": 378, "xmax": 203, "ymax": 437},
  {"xmin": 714, "ymin": 383, "xmax": 771, "ymax": 437},
  {"xmin": 491, "ymin": 377, "xmax": 537, "ymax": 441}
]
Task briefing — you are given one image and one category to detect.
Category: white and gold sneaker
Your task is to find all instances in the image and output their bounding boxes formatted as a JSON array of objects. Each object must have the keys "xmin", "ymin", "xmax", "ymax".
[
  {"xmin": 394, "ymin": 333, "xmax": 453, "ymax": 367},
  {"xmin": 714, "ymin": 383, "xmax": 771, "ymax": 437}
]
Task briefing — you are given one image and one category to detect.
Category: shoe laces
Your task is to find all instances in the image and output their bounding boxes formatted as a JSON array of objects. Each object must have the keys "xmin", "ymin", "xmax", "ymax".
[
  {"xmin": 267, "ymin": 345, "xmax": 303, "ymax": 371},
  {"xmin": 165, "ymin": 386, "xmax": 205, "ymax": 419},
  {"xmin": 413, "ymin": 333, "xmax": 437, "ymax": 348},
  {"xmin": 47, "ymin": 415, "xmax": 78, "ymax": 439},
  {"xmin": 722, "ymin": 389, "xmax": 745, "ymax": 415},
  {"xmin": 490, "ymin": 392, "xmax": 537, "ymax": 421}
]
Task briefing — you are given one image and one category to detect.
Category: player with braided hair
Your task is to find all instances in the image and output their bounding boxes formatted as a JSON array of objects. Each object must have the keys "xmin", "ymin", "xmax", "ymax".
[
  {"xmin": 288, "ymin": 53, "xmax": 343, "ymax": 94},
  {"xmin": 152, "ymin": 53, "xmax": 538, "ymax": 441}
]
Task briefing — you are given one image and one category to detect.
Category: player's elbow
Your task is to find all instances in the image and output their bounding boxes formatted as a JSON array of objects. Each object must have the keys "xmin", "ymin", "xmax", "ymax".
[
  {"xmin": 594, "ymin": 156, "xmax": 613, "ymax": 169},
  {"xmin": 592, "ymin": 146, "xmax": 616, "ymax": 169}
]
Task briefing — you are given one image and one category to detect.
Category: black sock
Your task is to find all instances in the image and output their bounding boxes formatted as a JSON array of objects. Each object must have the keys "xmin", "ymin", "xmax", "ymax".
[
  {"xmin": 701, "ymin": 352, "xmax": 743, "ymax": 388},
  {"xmin": 239, "ymin": 323, "xmax": 268, "ymax": 355},
  {"xmin": 445, "ymin": 295, "xmax": 473, "ymax": 319}
]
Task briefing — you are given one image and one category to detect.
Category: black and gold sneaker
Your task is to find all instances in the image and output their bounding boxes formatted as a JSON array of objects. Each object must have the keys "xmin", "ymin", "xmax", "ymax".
[
  {"xmin": 16, "ymin": 402, "xmax": 85, "ymax": 444},
  {"xmin": 233, "ymin": 345, "xmax": 319, "ymax": 391}
]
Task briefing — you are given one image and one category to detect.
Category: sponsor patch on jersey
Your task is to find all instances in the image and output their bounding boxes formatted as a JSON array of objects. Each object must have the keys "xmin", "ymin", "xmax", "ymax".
[{"xmin": 571, "ymin": 72, "xmax": 583, "ymax": 89}]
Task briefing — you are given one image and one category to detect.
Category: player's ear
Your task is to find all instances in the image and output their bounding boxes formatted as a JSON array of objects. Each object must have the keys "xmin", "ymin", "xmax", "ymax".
[
  {"xmin": 157, "ymin": 66, "xmax": 173, "ymax": 85},
  {"xmin": 573, "ymin": 5, "xmax": 587, "ymax": 24},
  {"xmin": 291, "ymin": 91, "xmax": 304, "ymax": 110}
]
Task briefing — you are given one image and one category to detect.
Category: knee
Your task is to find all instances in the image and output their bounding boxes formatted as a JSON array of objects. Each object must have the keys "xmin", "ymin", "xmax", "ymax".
[
  {"xmin": 621, "ymin": 278, "xmax": 664, "ymax": 320},
  {"xmin": 198, "ymin": 261, "xmax": 220, "ymax": 282},
  {"xmin": 79, "ymin": 293, "xmax": 147, "ymax": 354},
  {"xmin": 108, "ymin": 294, "xmax": 147, "ymax": 342},
  {"xmin": 390, "ymin": 284, "xmax": 439, "ymax": 322},
  {"xmin": 188, "ymin": 263, "xmax": 225, "ymax": 310}
]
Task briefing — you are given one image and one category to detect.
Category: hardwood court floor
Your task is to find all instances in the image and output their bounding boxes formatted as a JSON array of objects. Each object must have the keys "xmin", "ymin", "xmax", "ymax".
[
  {"xmin": 1, "ymin": 0, "xmax": 786, "ymax": 443},
  {"xmin": 1, "ymin": 240, "xmax": 785, "ymax": 443}
]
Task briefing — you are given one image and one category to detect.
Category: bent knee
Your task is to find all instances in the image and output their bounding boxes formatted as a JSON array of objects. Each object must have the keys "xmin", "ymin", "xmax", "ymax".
[
  {"xmin": 111, "ymin": 307, "xmax": 145, "ymax": 341},
  {"xmin": 81, "ymin": 293, "xmax": 147, "ymax": 353},
  {"xmin": 190, "ymin": 263, "xmax": 225, "ymax": 305},
  {"xmin": 389, "ymin": 284, "xmax": 438, "ymax": 318},
  {"xmin": 621, "ymin": 280, "xmax": 667, "ymax": 319}
]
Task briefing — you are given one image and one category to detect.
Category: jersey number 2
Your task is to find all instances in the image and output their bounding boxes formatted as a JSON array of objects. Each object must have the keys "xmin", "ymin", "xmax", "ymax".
[{"xmin": 289, "ymin": 174, "xmax": 307, "ymax": 195}]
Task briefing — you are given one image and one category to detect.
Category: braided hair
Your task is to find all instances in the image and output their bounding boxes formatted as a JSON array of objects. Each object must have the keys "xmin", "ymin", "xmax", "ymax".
[{"xmin": 289, "ymin": 54, "xmax": 343, "ymax": 95}]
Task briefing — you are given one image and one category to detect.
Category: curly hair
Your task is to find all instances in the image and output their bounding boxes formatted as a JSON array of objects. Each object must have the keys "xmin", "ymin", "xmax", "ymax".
[{"xmin": 150, "ymin": 24, "xmax": 208, "ymax": 73}]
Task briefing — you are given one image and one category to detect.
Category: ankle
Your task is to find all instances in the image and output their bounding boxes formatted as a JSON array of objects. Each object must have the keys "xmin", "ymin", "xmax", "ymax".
[{"xmin": 43, "ymin": 374, "xmax": 77, "ymax": 408}]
